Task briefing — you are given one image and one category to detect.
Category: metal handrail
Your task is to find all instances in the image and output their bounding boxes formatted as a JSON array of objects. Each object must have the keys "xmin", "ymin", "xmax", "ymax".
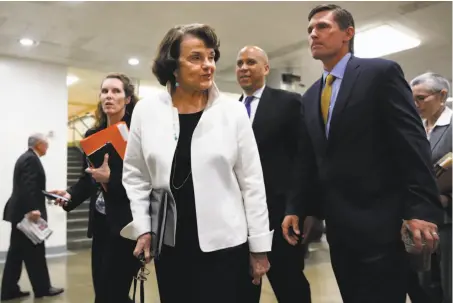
[
  {"xmin": 68, "ymin": 114, "xmax": 93, "ymax": 129},
  {"xmin": 68, "ymin": 114, "xmax": 95, "ymax": 150}
]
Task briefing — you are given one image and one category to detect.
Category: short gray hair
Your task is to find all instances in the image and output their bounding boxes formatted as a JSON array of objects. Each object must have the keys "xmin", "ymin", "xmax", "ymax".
[
  {"xmin": 410, "ymin": 72, "xmax": 451, "ymax": 101},
  {"xmin": 28, "ymin": 133, "xmax": 48, "ymax": 148}
]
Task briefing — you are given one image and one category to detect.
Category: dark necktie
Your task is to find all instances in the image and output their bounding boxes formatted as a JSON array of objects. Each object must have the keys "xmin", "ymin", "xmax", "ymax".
[{"xmin": 244, "ymin": 96, "xmax": 254, "ymax": 117}]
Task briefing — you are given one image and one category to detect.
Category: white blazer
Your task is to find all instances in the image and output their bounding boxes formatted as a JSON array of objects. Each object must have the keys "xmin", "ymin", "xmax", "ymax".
[{"xmin": 120, "ymin": 83, "xmax": 273, "ymax": 253}]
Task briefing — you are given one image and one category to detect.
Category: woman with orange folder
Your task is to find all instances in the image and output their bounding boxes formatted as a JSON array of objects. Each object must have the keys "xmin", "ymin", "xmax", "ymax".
[{"xmin": 50, "ymin": 73, "xmax": 141, "ymax": 303}]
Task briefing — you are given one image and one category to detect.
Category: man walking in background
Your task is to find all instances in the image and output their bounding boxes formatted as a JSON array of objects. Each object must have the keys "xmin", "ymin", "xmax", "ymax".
[{"xmin": 1, "ymin": 133, "xmax": 63, "ymax": 300}]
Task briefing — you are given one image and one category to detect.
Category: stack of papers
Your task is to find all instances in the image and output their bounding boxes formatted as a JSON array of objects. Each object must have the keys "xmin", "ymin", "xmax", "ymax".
[
  {"xmin": 17, "ymin": 216, "xmax": 53, "ymax": 245},
  {"xmin": 434, "ymin": 152, "xmax": 452, "ymax": 192}
]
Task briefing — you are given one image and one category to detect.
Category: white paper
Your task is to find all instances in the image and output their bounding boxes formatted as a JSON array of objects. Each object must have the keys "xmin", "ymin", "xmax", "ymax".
[
  {"xmin": 117, "ymin": 123, "xmax": 129, "ymax": 141},
  {"xmin": 16, "ymin": 216, "xmax": 53, "ymax": 245}
]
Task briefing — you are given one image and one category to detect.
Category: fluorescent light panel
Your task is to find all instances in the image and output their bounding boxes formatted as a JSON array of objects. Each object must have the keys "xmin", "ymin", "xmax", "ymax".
[
  {"xmin": 128, "ymin": 58, "xmax": 139, "ymax": 66},
  {"xmin": 19, "ymin": 38, "xmax": 36, "ymax": 46},
  {"xmin": 354, "ymin": 25, "xmax": 421, "ymax": 58},
  {"xmin": 67, "ymin": 75, "xmax": 79, "ymax": 86}
]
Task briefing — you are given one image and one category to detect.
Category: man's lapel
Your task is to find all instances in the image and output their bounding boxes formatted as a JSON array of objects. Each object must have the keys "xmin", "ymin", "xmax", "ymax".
[
  {"xmin": 430, "ymin": 124, "xmax": 449, "ymax": 153},
  {"xmin": 329, "ymin": 57, "xmax": 361, "ymax": 131},
  {"xmin": 305, "ymin": 78, "xmax": 328, "ymax": 155}
]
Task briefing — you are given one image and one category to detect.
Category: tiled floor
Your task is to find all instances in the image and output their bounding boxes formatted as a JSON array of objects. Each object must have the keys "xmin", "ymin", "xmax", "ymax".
[{"xmin": 0, "ymin": 239, "xmax": 411, "ymax": 302}]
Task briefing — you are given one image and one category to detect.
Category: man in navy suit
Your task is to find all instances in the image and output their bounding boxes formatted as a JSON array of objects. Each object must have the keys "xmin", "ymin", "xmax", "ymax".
[
  {"xmin": 282, "ymin": 4, "xmax": 444, "ymax": 303},
  {"xmin": 235, "ymin": 46, "xmax": 311, "ymax": 303}
]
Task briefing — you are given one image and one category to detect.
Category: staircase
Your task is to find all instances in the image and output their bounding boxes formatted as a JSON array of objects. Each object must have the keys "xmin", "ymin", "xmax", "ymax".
[{"xmin": 66, "ymin": 146, "xmax": 92, "ymax": 250}]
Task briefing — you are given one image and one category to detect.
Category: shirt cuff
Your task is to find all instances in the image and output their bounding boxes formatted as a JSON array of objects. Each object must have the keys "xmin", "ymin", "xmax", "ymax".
[
  {"xmin": 120, "ymin": 216, "xmax": 151, "ymax": 240},
  {"xmin": 248, "ymin": 230, "xmax": 274, "ymax": 253}
]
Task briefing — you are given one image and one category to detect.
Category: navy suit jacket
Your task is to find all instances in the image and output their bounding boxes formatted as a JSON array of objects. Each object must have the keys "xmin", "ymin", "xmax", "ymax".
[
  {"xmin": 287, "ymin": 56, "xmax": 443, "ymax": 249},
  {"xmin": 3, "ymin": 149, "xmax": 47, "ymax": 224},
  {"xmin": 240, "ymin": 86, "xmax": 304, "ymax": 229}
]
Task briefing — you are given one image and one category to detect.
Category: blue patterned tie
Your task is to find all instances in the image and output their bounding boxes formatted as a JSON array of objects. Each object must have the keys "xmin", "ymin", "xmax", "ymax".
[{"xmin": 244, "ymin": 96, "xmax": 254, "ymax": 117}]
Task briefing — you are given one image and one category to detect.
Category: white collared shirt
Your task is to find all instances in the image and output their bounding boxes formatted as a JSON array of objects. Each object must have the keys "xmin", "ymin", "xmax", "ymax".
[
  {"xmin": 423, "ymin": 106, "xmax": 453, "ymax": 140},
  {"xmin": 241, "ymin": 85, "xmax": 266, "ymax": 123}
]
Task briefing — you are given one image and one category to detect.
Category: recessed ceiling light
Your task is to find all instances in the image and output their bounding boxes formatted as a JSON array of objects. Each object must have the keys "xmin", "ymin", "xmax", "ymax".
[
  {"xmin": 355, "ymin": 25, "xmax": 421, "ymax": 58},
  {"xmin": 128, "ymin": 58, "xmax": 139, "ymax": 66},
  {"xmin": 67, "ymin": 75, "xmax": 79, "ymax": 86},
  {"xmin": 19, "ymin": 38, "xmax": 37, "ymax": 46}
]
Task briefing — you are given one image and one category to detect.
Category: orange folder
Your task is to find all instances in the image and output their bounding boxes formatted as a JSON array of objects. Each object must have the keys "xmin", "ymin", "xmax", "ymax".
[
  {"xmin": 79, "ymin": 121, "xmax": 129, "ymax": 161},
  {"xmin": 79, "ymin": 122, "xmax": 129, "ymax": 192}
]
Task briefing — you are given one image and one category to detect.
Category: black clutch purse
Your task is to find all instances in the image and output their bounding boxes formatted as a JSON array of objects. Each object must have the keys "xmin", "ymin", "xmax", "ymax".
[
  {"xmin": 132, "ymin": 189, "xmax": 171, "ymax": 303},
  {"xmin": 150, "ymin": 189, "xmax": 170, "ymax": 259}
]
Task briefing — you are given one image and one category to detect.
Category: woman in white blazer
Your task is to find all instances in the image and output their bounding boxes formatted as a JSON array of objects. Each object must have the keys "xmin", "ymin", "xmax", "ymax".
[{"xmin": 120, "ymin": 23, "xmax": 273, "ymax": 303}]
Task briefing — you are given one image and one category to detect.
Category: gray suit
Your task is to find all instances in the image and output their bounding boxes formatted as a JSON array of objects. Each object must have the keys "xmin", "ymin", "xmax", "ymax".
[{"xmin": 429, "ymin": 114, "xmax": 452, "ymax": 303}]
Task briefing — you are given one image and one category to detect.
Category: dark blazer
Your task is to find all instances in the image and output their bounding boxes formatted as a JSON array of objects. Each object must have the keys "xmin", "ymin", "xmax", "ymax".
[
  {"xmin": 3, "ymin": 149, "xmax": 47, "ymax": 224},
  {"xmin": 240, "ymin": 86, "xmax": 304, "ymax": 227},
  {"xmin": 64, "ymin": 114, "xmax": 133, "ymax": 237},
  {"xmin": 288, "ymin": 56, "xmax": 443, "ymax": 249},
  {"xmin": 429, "ymin": 112, "xmax": 452, "ymax": 221}
]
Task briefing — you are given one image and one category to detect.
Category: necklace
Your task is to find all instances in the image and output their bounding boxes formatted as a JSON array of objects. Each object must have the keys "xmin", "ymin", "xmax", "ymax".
[
  {"xmin": 171, "ymin": 91, "xmax": 209, "ymax": 142},
  {"xmin": 170, "ymin": 111, "xmax": 203, "ymax": 190},
  {"xmin": 171, "ymin": 146, "xmax": 192, "ymax": 190},
  {"xmin": 172, "ymin": 108, "xmax": 179, "ymax": 142}
]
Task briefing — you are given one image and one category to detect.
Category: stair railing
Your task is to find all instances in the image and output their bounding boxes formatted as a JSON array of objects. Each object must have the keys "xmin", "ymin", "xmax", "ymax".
[{"xmin": 68, "ymin": 114, "xmax": 95, "ymax": 151}]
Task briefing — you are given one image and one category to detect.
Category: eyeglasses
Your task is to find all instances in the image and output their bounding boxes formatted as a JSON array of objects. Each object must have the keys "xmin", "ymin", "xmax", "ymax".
[
  {"xmin": 135, "ymin": 265, "xmax": 150, "ymax": 282},
  {"xmin": 414, "ymin": 92, "xmax": 440, "ymax": 103},
  {"xmin": 135, "ymin": 266, "xmax": 150, "ymax": 282},
  {"xmin": 134, "ymin": 256, "xmax": 150, "ymax": 282}
]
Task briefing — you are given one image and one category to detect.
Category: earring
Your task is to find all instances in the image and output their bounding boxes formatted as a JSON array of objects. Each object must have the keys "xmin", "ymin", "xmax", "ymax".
[{"xmin": 175, "ymin": 82, "xmax": 179, "ymax": 87}]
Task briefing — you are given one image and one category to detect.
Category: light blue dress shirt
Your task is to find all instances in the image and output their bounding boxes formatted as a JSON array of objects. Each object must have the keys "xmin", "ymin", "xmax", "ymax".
[{"xmin": 322, "ymin": 52, "xmax": 352, "ymax": 137}]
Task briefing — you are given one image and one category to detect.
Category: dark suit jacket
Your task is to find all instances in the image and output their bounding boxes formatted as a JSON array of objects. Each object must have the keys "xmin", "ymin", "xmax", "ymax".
[
  {"xmin": 429, "ymin": 112, "xmax": 452, "ymax": 222},
  {"xmin": 240, "ymin": 86, "xmax": 304, "ymax": 228},
  {"xmin": 3, "ymin": 149, "xmax": 47, "ymax": 224},
  {"xmin": 288, "ymin": 56, "xmax": 443, "ymax": 249},
  {"xmin": 64, "ymin": 114, "xmax": 133, "ymax": 237}
]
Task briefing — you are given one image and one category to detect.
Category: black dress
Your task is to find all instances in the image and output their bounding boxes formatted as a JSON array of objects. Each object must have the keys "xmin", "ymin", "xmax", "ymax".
[{"xmin": 154, "ymin": 111, "xmax": 250, "ymax": 303}]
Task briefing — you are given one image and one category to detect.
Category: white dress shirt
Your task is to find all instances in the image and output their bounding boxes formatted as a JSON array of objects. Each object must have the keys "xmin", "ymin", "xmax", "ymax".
[
  {"xmin": 241, "ymin": 85, "xmax": 266, "ymax": 123},
  {"xmin": 423, "ymin": 106, "xmax": 453, "ymax": 140},
  {"xmin": 120, "ymin": 83, "xmax": 273, "ymax": 253}
]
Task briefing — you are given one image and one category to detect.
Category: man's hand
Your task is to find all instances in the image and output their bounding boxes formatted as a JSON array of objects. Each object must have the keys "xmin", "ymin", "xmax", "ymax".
[
  {"xmin": 86, "ymin": 154, "xmax": 110, "ymax": 183},
  {"xmin": 282, "ymin": 215, "xmax": 300, "ymax": 245},
  {"xmin": 48, "ymin": 190, "xmax": 71, "ymax": 207},
  {"xmin": 27, "ymin": 210, "xmax": 41, "ymax": 222},
  {"xmin": 134, "ymin": 233, "xmax": 152, "ymax": 264},
  {"xmin": 402, "ymin": 219, "xmax": 439, "ymax": 253},
  {"xmin": 249, "ymin": 253, "xmax": 270, "ymax": 285}
]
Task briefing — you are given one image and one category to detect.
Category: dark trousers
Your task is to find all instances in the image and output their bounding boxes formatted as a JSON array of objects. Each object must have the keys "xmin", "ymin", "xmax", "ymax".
[
  {"xmin": 439, "ymin": 225, "xmax": 452, "ymax": 303},
  {"xmin": 155, "ymin": 243, "xmax": 250, "ymax": 303},
  {"xmin": 407, "ymin": 268, "xmax": 442, "ymax": 303},
  {"xmin": 240, "ymin": 227, "xmax": 311, "ymax": 303},
  {"xmin": 406, "ymin": 224, "xmax": 452, "ymax": 303},
  {"xmin": 91, "ymin": 211, "xmax": 141, "ymax": 303},
  {"xmin": 407, "ymin": 253, "xmax": 442, "ymax": 303},
  {"xmin": 330, "ymin": 242, "xmax": 408, "ymax": 303},
  {"xmin": 1, "ymin": 225, "xmax": 51, "ymax": 297}
]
